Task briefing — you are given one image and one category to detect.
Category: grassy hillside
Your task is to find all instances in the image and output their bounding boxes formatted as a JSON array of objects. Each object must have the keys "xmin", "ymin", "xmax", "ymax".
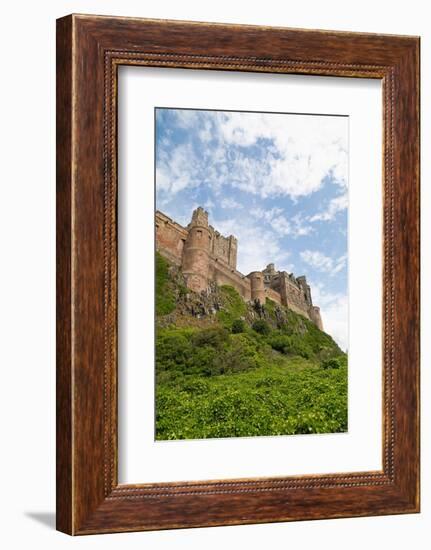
[{"xmin": 155, "ymin": 251, "xmax": 347, "ymax": 440}]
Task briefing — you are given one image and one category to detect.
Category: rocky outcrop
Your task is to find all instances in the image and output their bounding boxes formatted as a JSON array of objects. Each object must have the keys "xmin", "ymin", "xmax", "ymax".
[{"xmin": 159, "ymin": 265, "xmax": 310, "ymax": 335}]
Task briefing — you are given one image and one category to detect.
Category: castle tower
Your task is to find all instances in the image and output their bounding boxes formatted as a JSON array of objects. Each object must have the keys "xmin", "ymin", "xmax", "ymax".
[
  {"xmin": 309, "ymin": 306, "xmax": 324, "ymax": 331},
  {"xmin": 182, "ymin": 207, "xmax": 211, "ymax": 293},
  {"xmin": 278, "ymin": 272, "xmax": 290, "ymax": 307},
  {"xmin": 248, "ymin": 271, "xmax": 265, "ymax": 304},
  {"xmin": 297, "ymin": 275, "xmax": 312, "ymax": 305},
  {"xmin": 265, "ymin": 263, "xmax": 276, "ymax": 274}
]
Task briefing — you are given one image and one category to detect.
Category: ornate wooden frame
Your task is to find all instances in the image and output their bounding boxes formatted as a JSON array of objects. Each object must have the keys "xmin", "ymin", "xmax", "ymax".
[{"xmin": 56, "ymin": 14, "xmax": 420, "ymax": 535}]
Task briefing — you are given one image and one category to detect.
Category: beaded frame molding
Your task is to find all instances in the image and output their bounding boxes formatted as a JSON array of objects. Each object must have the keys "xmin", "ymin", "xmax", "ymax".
[{"xmin": 56, "ymin": 14, "xmax": 420, "ymax": 535}]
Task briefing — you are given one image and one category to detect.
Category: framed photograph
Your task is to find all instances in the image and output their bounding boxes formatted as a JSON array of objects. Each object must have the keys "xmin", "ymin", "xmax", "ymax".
[{"xmin": 56, "ymin": 14, "xmax": 420, "ymax": 534}]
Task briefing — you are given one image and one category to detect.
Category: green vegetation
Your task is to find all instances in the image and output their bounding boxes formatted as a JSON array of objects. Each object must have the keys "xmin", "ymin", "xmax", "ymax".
[
  {"xmin": 321, "ymin": 357, "xmax": 344, "ymax": 370},
  {"xmin": 252, "ymin": 319, "xmax": 271, "ymax": 335},
  {"xmin": 231, "ymin": 319, "xmax": 246, "ymax": 334},
  {"xmin": 155, "ymin": 252, "xmax": 176, "ymax": 315},
  {"xmin": 156, "ymin": 358, "xmax": 347, "ymax": 439},
  {"xmin": 155, "ymin": 263, "xmax": 348, "ymax": 440},
  {"xmin": 216, "ymin": 285, "xmax": 247, "ymax": 327}
]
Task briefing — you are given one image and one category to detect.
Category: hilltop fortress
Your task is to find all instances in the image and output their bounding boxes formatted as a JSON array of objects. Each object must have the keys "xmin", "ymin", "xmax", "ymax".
[{"xmin": 156, "ymin": 207, "xmax": 323, "ymax": 330}]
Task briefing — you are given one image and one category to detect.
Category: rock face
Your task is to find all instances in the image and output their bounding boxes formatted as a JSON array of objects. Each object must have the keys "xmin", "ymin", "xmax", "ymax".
[
  {"xmin": 160, "ymin": 265, "xmax": 309, "ymax": 334},
  {"xmin": 156, "ymin": 206, "xmax": 323, "ymax": 330}
]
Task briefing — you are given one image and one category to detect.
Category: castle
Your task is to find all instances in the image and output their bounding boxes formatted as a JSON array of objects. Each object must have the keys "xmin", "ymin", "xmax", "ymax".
[{"xmin": 156, "ymin": 207, "xmax": 323, "ymax": 330}]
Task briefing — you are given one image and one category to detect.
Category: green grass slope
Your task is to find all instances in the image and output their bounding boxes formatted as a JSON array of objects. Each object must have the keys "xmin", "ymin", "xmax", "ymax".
[{"xmin": 155, "ymin": 252, "xmax": 347, "ymax": 440}]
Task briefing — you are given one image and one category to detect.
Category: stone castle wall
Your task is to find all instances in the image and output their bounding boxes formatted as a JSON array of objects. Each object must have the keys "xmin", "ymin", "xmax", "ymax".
[
  {"xmin": 209, "ymin": 258, "xmax": 251, "ymax": 300},
  {"xmin": 210, "ymin": 230, "xmax": 237, "ymax": 269},
  {"xmin": 155, "ymin": 211, "xmax": 187, "ymax": 266},
  {"xmin": 265, "ymin": 287, "xmax": 282, "ymax": 305},
  {"xmin": 155, "ymin": 207, "xmax": 323, "ymax": 330}
]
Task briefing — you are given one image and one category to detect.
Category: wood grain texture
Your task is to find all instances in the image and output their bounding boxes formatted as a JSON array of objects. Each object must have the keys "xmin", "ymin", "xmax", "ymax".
[
  {"xmin": 56, "ymin": 15, "xmax": 73, "ymax": 535},
  {"xmin": 56, "ymin": 14, "xmax": 420, "ymax": 535}
]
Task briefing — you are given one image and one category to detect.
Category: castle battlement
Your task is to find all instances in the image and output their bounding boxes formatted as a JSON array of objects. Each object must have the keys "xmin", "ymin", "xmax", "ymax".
[{"xmin": 155, "ymin": 207, "xmax": 323, "ymax": 330}]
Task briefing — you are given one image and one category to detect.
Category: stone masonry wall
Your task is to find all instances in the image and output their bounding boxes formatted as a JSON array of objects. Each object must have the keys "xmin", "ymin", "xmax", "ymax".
[
  {"xmin": 155, "ymin": 211, "xmax": 187, "ymax": 266},
  {"xmin": 265, "ymin": 287, "xmax": 282, "ymax": 305},
  {"xmin": 209, "ymin": 258, "xmax": 251, "ymax": 301},
  {"xmin": 210, "ymin": 229, "xmax": 237, "ymax": 269}
]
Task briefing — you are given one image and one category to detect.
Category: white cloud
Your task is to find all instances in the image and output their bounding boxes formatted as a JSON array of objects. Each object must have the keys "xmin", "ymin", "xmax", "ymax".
[
  {"xmin": 203, "ymin": 198, "xmax": 215, "ymax": 211},
  {"xmin": 199, "ymin": 119, "xmax": 213, "ymax": 142},
  {"xmin": 332, "ymin": 254, "xmax": 348, "ymax": 275},
  {"xmin": 250, "ymin": 207, "xmax": 282, "ymax": 221},
  {"xmin": 250, "ymin": 208, "xmax": 313, "ymax": 238},
  {"xmin": 289, "ymin": 213, "xmax": 314, "ymax": 237},
  {"xmin": 216, "ymin": 111, "xmax": 348, "ymax": 198},
  {"xmin": 156, "ymin": 143, "xmax": 199, "ymax": 194},
  {"xmin": 309, "ymin": 193, "xmax": 348, "ymax": 222},
  {"xmin": 157, "ymin": 110, "xmax": 348, "ymax": 201},
  {"xmin": 301, "ymin": 250, "xmax": 333, "ymax": 272},
  {"xmin": 300, "ymin": 250, "xmax": 347, "ymax": 276},
  {"xmin": 173, "ymin": 109, "xmax": 200, "ymax": 128},
  {"xmin": 220, "ymin": 197, "xmax": 243, "ymax": 209}
]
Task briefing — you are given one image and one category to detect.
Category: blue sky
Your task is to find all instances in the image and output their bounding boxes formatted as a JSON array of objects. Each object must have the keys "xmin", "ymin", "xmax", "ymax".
[{"xmin": 155, "ymin": 108, "xmax": 348, "ymax": 350}]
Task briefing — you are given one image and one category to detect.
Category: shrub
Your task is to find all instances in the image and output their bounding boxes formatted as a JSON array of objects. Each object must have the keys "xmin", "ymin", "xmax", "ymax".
[
  {"xmin": 231, "ymin": 319, "xmax": 246, "ymax": 334},
  {"xmin": 321, "ymin": 358, "xmax": 341, "ymax": 370},
  {"xmin": 252, "ymin": 319, "xmax": 271, "ymax": 335},
  {"xmin": 288, "ymin": 338, "xmax": 312, "ymax": 359},
  {"xmin": 264, "ymin": 298, "xmax": 277, "ymax": 314},
  {"xmin": 268, "ymin": 333, "xmax": 312, "ymax": 359},
  {"xmin": 222, "ymin": 334, "xmax": 264, "ymax": 373},
  {"xmin": 181, "ymin": 378, "xmax": 210, "ymax": 394},
  {"xmin": 155, "ymin": 252, "xmax": 176, "ymax": 315},
  {"xmin": 156, "ymin": 329, "xmax": 194, "ymax": 374},
  {"xmin": 192, "ymin": 327, "xmax": 229, "ymax": 348},
  {"xmin": 268, "ymin": 334, "xmax": 290, "ymax": 353}
]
